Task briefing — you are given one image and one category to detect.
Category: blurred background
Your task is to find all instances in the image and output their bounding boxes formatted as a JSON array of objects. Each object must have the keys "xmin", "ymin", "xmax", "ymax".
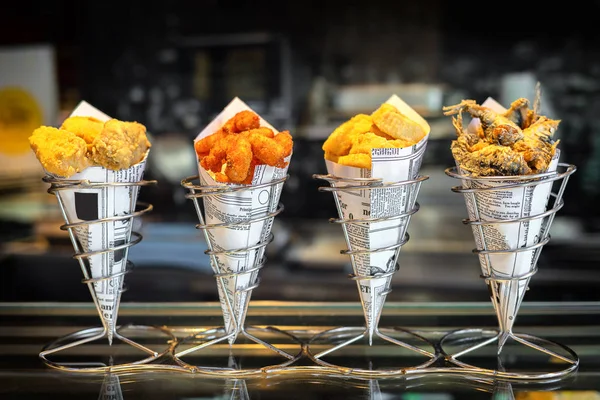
[{"xmin": 1, "ymin": 0, "xmax": 599, "ymax": 304}]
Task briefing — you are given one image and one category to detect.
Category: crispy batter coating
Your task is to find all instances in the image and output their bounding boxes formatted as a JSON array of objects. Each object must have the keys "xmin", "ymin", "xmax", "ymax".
[
  {"xmin": 322, "ymin": 103, "xmax": 422, "ymax": 169},
  {"xmin": 444, "ymin": 97, "xmax": 559, "ymax": 176},
  {"xmin": 222, "ymin": 110, "xmax": 260, "ymax": 133},
  {"xmin": 60, "ymin": 116, "xmax": 104, "ymax": 146},
  {"xmin": 196, "ymin": 111, "xmax": 293, "ymax": 184},
  {"xmin": 224, "ymin": 136, "xmax": 253, "ymax": 183},
  {"xmin": 91, "ymin": 119, "xmax": 151, "ymax": 170},
  {"xmin": 322, "ymin": 114, "xmax": 372, "ymax": 158},
  {"xmin": 371, "ymin": 103, "xmax": 426, "ymax": 142},
  {"xmin": 29, "ymin": 126, "xmax": 91, "ymax": 177}
]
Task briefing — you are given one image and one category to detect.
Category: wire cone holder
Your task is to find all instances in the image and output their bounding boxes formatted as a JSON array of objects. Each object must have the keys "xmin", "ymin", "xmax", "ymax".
[
  {"xmin": 441, "ymin": 163, "xmax": 579, "ymax": 380},
  {"xmin": 307, "ymin": 174, "xmax": 438, "ymax": 377},
  {"xmin": 177, "ymin": 175, "xmax": 302, "ymax": 376},
  {"xmin": 38, "ymin": 176, "xmax": 175, "ymax": 373}
]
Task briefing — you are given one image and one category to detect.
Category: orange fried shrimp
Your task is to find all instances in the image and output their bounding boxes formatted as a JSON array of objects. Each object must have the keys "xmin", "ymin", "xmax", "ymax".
[
  {"xmin": 195, "ymin": 131, "xmax": 228, "ymax": 157},
  {"xmin": 244, "ymin": 132, "xmax": 286, "ymax": 167},
  {"xmin": 214, "ymin": 172, "xmax": 230, "ymax": 183},
  {"xmin": 241, "ymin": 157, "xmax": 260, "ymax": 185},
  {"xmin": 273, "ymin": 130, "xmax": 293, "ymax": 157},
  {"xmin": 224, "ymin": 136, "xmax": 253, "ymax": 183},
  {"xmin": 200, "ymin": 136, "xmax": 228, "ymax": 172},
  {"xmin": 223, "ymin": 110, "xmax": 260, "ymax": 133},
  {"xmin": 241, "ymin": 127, "xmax": 275, "ymax": 138}
]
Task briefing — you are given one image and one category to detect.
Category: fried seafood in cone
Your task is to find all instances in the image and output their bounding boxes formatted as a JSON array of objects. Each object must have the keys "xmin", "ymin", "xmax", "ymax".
[
  {"xmin": 444, "ymin": 96, "xmax": 560, "ymax": 176},
  {"xmin": 195, "ymin": 111, "xmax": 293, "ymax": 183}
]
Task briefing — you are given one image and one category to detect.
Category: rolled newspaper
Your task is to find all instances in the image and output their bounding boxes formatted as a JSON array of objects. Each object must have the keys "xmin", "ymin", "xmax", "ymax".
[
  {"xmin": 50, "ymin": 101, "xmax": 148, "ymax": 345},
  {"xmin": 325, "ymin": 95, "xmax": 429, "ymax": 342},
  {"xmin": 194, "ymin": 97, "xmax": 292, "ymax": 343},
  {"xmin": 458, "ymin": 98, "xmax": 558, "ymax": 347}
]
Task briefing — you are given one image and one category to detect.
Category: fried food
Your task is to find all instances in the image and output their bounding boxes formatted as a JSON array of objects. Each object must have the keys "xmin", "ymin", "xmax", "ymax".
[
  {"xmin": 371, "ymin": 103, "xmax": 426, "ymax": 143},
  {"xmin": 322, "ymin": 103, "xmax": 425, "ymax": 169},
  {"xmin": 29, "ymin": 126, "xmax": 91, "ymax": 177},
  {"xmin": 29, "ymin": 116, "xmax": 151, "ymax": 177},
  {"xmin": 444, "ymin": 91, "xmax": 559, "ymax": 176},
  {"xmin": 222, "ymin": 110, "xmax": 260, "ymax": 133},
  {"xmin": 91, "ymin": 119, "xmax": 151, "ymax": 170},
  {"xmin": 196, "ymin": 111, "xmax": 293, "ymax": 184},
  {"xmin": 60, "ymin": 116, "xmax": 104, "ymax": 147},
  {"xmin": 322, "ymin": 114, "xmax": 373, "ymax": 158}
]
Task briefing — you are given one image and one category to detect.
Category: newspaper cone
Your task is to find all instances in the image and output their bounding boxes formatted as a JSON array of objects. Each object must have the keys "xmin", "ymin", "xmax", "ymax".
[
  {"xmin": 194, "ymin": 98, "xmax": 292, "ymax": 343},
  {"xmin": 325, "ymin": 95, "xmax": 429, "ymax": 344},
  {"xmin": 458, "ymin": 98, "xmax": 559, "ymax": 353},
  {"xmin": 51, "ymin": 101, "xmax": 148, "ymax": 345},
  {"xmin": 98, "ymin": 373, "xmax": 123, "ymax": 400}
]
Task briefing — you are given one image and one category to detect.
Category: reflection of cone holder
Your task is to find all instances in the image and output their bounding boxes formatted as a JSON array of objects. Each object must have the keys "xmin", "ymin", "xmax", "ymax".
[
  {"xmin": 39, "ymin": 177, "xmax": 175, "ymax": 373},
  {"xmin": 440, "ymin": 163, "xmax": 579, "ymax": 380},
  {"xmin": 307, "ymin": 174, "xmax": 437, "ymax": 377},
  {"xmin": 177, "ymin": 176, "xmax": 302, "ymax": 376}
]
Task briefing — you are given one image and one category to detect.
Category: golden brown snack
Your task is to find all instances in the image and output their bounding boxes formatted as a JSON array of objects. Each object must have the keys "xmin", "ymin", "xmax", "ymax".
[
  {"xmin": 322, "ymin": 114, "xmax": 372, "ymax": 159},
  {"xmin": 91, "ymin": 119, "xmax": 151, "ymax": 170},
  {"xmin": 29, "ymin": 126, "xmax": 91, "ymax": 177},
  {"xmin": 322, "ymin": 103, "xmax": 423, "ymax": 169},
  {"xmin": 60, "ymin": 116, "xmax": 104, "ymax": 146},
  {"xmin": 371, "ymin": 103, "xmax": 426, "ymax": 143},
  {"xmin": 195, "ymin": 111, "xmax": 293, "ymax": 184},
  {"xmin": 443, "ymin": 96, "xmax": 559, "ymax": 176}
]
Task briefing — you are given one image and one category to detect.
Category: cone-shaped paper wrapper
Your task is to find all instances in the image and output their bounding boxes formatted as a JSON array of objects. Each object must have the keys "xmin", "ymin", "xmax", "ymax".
[
  {"xmin": 98, "ymin": 373, "xmax": 124, "ymax": 400},
  {"xmin": 325, "ymin": 95, "xmax": 429, "ymax": 343},
  {"xmin": 457, "ymin": 98, "xmax": 558, "ymax": 343},
  {"xmin": 52, "ymin": 101, "xmax": 148, "ymax": 344},
  {"xmin": 194, "ymin": 98, "xmax": 292, "ymax": 343}
]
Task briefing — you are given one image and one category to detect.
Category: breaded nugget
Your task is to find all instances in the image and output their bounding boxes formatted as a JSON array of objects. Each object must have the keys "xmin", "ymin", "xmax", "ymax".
[
  {"xmin": 322, "ymin": 114, "xmax": 372, "ymax": 158},
  {"xmin": 60, "ymin": 116, "xmax": 104, "ymax": 146},
  {"xmin": 91, "ymin": 119, "xmax": 151, "ymax": 170},
  {"xmin": 337, "ymin": 154, "xmax": 371, "ymax": 169},
  {"xmin": 29, "ymin": 126, "xmax": 90, "ymax": 177}
]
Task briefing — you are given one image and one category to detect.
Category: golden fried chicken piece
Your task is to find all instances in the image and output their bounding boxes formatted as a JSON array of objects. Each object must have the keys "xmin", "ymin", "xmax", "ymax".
[
  {"xmin": 91, "ymin": 119, "xmax": 151, "ymax": 170},
  {"xmin": 322, "ymin": 114, "xmax": 373, "ymax": 159},
  {"xmin": 338, "ymin": 153, "xmax": 371, "ymax": 169},
  {"xmin": 29, "ymin": 126, "xmax": 91, "ymax": 177},
  {"xmin": 60, "ymin": 116, "xmax": 104, "ymax": 147}
]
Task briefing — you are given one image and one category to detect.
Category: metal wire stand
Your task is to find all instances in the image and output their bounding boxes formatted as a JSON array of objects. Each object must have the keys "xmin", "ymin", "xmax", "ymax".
[
  {"xmin": 39, "ymin": 177, "xmax": 175, "ymax": 373},
  {"xmin": 440, "ymin": 163, "xmax": 579, "ymax": 380},
  {"xmin": 176, "ymin": 176, "xmax": 303, "ymax": 377},
  {"xmin": 306, "ymin": 174, "xmax": 438, "ymax": 377}
]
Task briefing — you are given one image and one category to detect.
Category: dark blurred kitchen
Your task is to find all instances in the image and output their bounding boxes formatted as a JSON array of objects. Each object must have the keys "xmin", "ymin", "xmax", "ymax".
[{"xmin": 1, "ymin": 0, "xmax": 599, "ymax": 305}]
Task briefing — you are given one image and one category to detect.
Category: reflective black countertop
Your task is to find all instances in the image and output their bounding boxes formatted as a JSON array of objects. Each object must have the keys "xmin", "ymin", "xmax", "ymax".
[{"xmin": 2, "ymin": 301, "xmax": 600, "ymax": 399}]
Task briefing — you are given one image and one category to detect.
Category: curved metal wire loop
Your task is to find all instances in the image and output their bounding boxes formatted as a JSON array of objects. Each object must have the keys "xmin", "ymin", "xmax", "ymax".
[
  {"xmin": 38, "ymin": 176, "xmax": 167, "ymax": 373},
  {"xmin": 445, "ymin": 163, "xmax": 576, "ymax": 191},
  {"xmin": 44, "ymin": 176, "xmax": 157, "ymax": 192},
  {"xmin": 441, "ymin": 163, "xmax": 579, "ymax": 379},
  {"xmin": 181, "ymin": 175, "xmax": 288, "ymax": 196}
]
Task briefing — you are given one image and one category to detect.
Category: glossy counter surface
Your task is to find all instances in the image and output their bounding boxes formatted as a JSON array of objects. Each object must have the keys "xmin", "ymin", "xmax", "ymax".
[{"xmin": 2, "ymin": 301, "xmax": 600, "ymax": 399}]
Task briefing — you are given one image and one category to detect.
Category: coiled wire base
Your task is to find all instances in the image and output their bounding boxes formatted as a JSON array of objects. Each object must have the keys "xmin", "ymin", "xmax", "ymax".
[
  {"xmin": 38, "ymin": 177, "xmax": 174, "ymax": 373},
  {"xmin": 177, "ymin": 175, "xmax": 302, "ymax": 376},
  {"xmin": 307, "ymin": 174, "xmax": 438, "ymax": 375},
  {"xmin": 441, "ymin": 163, "xmax": 579, "ymax": 380}
]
